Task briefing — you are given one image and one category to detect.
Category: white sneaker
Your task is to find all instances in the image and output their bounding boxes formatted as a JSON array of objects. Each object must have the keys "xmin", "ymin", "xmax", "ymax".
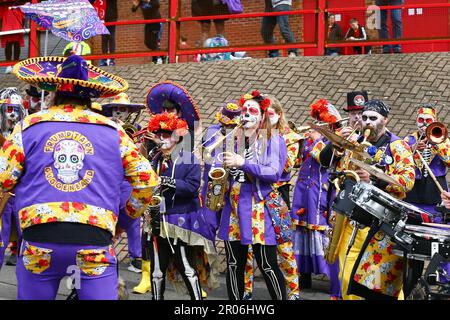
[
  {"xmin": 156, "ymin": 57, "xmax": 163, "ymax": 64},
  {"xmin": 5, "ymin": 66, "xmax": 12, "ymax": 74},
  {"xmin": 288, "ymin": 52, "xmax": 297, "ymax": 58}
]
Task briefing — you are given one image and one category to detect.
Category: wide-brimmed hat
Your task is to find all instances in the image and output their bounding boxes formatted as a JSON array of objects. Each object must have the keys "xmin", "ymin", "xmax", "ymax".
[
  {"xmin": 146, "ymin": 81, "xmax": 200, "ymax": 130},
  {"xmin": 344, "ymin": 91, "xmax": 369, "ymax": 112},
  {"xmin": 102, "ymin": 92, "xmax": 145, "ymax": 115},
  {"xmin": 215, "ymin": 101, "xmax": 241, "ymax": 125},
  {"xmin": 13, "ymin": 55, "xmax": 128, "ymax": 98}
]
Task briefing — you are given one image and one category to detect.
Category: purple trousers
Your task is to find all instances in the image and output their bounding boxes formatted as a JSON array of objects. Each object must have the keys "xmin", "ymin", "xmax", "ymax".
[
  {"xmin": 117, "ymin": 212, "xmax": 142, "ymax": 259},
  {"xmin": 17, "ymin": 240, "xmax": 118, "ymax": 300},
  {"xmin": 0, "ymin": 199, "xmax": 21, "ymax": 267}
]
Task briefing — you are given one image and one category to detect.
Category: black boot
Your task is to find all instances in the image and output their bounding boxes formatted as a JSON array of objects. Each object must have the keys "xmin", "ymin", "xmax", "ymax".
[{"xmin": 300, "ymin": 273, "xmax": 312, "ymax": 289}]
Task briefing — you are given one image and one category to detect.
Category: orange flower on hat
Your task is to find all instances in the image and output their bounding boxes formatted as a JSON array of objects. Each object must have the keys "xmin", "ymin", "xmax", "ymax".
[{"xmin": 147, "ymin": 112, "xmax": 188, "ymax": 136}]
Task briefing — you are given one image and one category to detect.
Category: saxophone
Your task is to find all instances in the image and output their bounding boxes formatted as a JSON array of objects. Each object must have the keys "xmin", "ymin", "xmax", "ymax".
[
  {"xmin": 324, "ymin": 128, "xmax": 371, "ymax": 264},
  {"xmin": 205, "ymin": 125, "xmax": 240, "ymax": 211}
]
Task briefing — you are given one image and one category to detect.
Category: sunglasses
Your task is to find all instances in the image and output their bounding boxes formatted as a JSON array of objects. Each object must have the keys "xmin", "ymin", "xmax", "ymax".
[
  {"xmin": 242, "ymin": 106, "xmax": 260, "ymax": 116},
  {"xmin": 417, "ymin": 117, "xmax": 434, "ymax": 124}
]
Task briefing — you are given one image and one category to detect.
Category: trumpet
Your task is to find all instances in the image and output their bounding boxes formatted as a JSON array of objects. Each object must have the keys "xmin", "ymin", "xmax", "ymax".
[
  {"xmin": 122, "ymin": 123, "xmax": 139, "ymax": 139},
  {"xmin": 426, "ymin": 121, "xmax": 448, "ymax": 145}
]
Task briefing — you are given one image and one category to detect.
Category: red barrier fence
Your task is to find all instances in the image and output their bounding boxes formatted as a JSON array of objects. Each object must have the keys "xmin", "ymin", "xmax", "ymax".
[{"xmin": 0, "ymin": 0, "xmax": 449, "ymax": 67}]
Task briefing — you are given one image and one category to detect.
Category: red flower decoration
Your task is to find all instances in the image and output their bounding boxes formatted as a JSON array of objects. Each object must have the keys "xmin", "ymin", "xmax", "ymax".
[
  {"xmin": 38, "ymin": 259, "xmax": 49, "ymax": 267},
  {"xmin": 32, "ymin": 217, "xmax": 41, "ymax": 224},
  {"xmin": 10, "ymin": 149, "xmax": 17, "ymax": 158},
  {"xmin": 147, "ymin": 112, "xmax": 188, "ymax": 136},
  {"xmin": 3, "ymin": 179, "xmax": 13, "ymax": 189},
  {"xmin": 88, "ymin": 215, "xmax": 99, "ymax": 225},
  {"xmin": 310, "ymin": 99, "xmax": 337, "ymax": 124},
  {"xmin": 72, "ymin": 202, "xmax": 84, "ymax": 211},
  {"xmin": 59, "ymin": 83, "xmax": 74, "ymax": 93},
  {"xmin": 373, "ymin": 253, "xmax": 383, "ymax": 264},
  {"xmin": 15, "ymin": 152, "xmax": 25, "ymax": 163},
  {"xmin": 139, "ymin": 172, "xmax": 150, "ymax": 181},
  {"xmin": 61, "ymin": 202, "xmax": 70, "ymax": 212}
]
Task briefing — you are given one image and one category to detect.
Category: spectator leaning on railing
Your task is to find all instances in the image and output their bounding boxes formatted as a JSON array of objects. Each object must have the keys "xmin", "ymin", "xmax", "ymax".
[
  {"xmin": 325, "ymin": 14, "xmax": 343, "ymax": 56},
  {"xmin": 192, "ymin": 0, "xmax": 230, "ymax": 45},
  {"xmin": 345, "ymin": 18, "xmax": 371, "ymax": 55},
  {"xmin": 375, "ymin": 0, "xmax": 404, "ymax": 54},
  {"xmin": 261, "ymin": 0, "xmax": 299, "ymax": 58},
  {"xmin": 132, "ymin": 0, "xmax": 162, "ymax": 63},
  {"xmin": 100, "ymin": 0, "xmax": 118, "ymax": 66}
]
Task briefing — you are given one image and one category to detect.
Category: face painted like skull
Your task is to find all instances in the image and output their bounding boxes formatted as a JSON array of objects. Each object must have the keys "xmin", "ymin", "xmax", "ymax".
[
  {"xmin": 267, "ymin": 107, "xmax": 280, "ymax": 127},
  {"xmin": 53, "ymin": 140, "xmax": 85, "ymax": 184},
  {"xmin": 112, "ymin": 106, "xmax": 130, "ymax": 122},
  {"xmin": 240, "ymin": 100, "xmax": 262, "ymax": 130},
  {"xmin": 416, "ymin": 114, "xmax": 435, "ymax": 134}
]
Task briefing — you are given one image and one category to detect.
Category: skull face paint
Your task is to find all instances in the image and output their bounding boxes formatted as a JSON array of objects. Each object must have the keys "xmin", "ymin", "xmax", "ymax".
[
  {"xmin": 240, "ymin": 99, "xmax": 262, "ymax": 130},
  {"xmin": 362, "ymin": 110, "xmax": 387, "ymax": 142},
  {"xmin": 112, "ymin": 106, "xmax": 130, "ymax": 122},
  {"xmin": 156, "ymin": 131, "xmax": 179, "ymax": 150},
  {"xmin": 53, "ymin": 140, "xmax": 85, "ymax": 184},
  {"xmin": 416, "ymin": 114, "xmax": 435, "ymax": 134},
  {"xmin": 268, "ymin": 107, "xmax": 280, "ymax": 127},
  {"xmin": 349, "ymin": 110, "xmax": 363, "ymax": 131}
]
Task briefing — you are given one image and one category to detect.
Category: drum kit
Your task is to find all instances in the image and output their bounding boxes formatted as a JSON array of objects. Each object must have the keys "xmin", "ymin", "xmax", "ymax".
[{"xmin": 319, "ymin": 125, "xmax": 450, "ymax": 299}]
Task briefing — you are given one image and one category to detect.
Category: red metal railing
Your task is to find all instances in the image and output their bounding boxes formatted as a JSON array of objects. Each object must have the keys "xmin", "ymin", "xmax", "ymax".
[{"xmin": 0, "ymin": 0, "xmax": 449, "ymax": 67}]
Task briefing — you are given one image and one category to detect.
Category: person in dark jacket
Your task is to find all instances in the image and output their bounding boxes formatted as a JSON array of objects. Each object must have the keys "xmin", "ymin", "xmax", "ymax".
[
  {"xmin": 146, "ymin": 112, "xmax": 204, "ymax": 300},
  {"xmin": 345, "ymin": 18, "xmax": 371, "ymax": 54},
  {"xmin": 100, "ymin": 0, "xmax": 118, "ymax": 66},
  {"xmin": 132, "ymin": 0, "xmax": 162, "ymax": 63},
  {"xmin": 326, "ymin": 14, "xmax": 343, "ymax": 56}
]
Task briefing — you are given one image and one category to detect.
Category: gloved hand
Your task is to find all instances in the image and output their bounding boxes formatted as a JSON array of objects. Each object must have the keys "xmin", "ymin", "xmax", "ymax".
[{"xmin": 160, "ymin": 176, "xmax": 176, "ymax": 189}]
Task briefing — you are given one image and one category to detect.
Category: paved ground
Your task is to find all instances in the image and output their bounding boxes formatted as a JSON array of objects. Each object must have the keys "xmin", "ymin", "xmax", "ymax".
[{"xmin": 0, "ymin": 258, "xmax": 330, "ymax": 300}]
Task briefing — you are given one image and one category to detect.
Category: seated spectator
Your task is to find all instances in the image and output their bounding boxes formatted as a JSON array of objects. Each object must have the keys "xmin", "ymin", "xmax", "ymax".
[
  {"xmin": 325, "ymin": 14, "xmax": 343, "ymax": 56},
  {"xmin": 199, "ymin": 34, "xmax": 231, "ymax": 62},
  {"xmin": 192, "ymin": 0, "xmax": 229, "ymax": 45},
  {"xmin": 345, "ymin": 18, "xmax": 371, "ymax": 55},
  {"xmin": 261, "ymin": 0, "xmax": 298, "ymax": 58}
]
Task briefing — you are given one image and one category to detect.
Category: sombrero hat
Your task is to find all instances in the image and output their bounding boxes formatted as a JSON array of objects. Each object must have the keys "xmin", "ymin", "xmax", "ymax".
[
  {"xmin": 102, "ymin": 93, "xmax": 145, "ymax": 112},
  {"xmin": 215, "ymin": 101, "xmax": 241, "ymax": 125},
  {"xmin": 146, "ymin": 81, "xmax": 200, "ymax": 130},
  {"xmin": 13, "ymin": 55, "xmax": 128, "ymax": 98}
]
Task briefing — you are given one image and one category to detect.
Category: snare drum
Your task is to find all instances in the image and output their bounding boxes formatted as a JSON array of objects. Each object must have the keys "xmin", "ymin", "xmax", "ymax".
[
  {"xmin": 393, "ymin": 225, "xmax": 450, "ymax": 261},
  {"xmin": 332, "ymin": 178, "xmax": 374, "ymax": 227},
  {"xmin": 349, "ymin": 182, "xmax": 408, "ymax": 225}
]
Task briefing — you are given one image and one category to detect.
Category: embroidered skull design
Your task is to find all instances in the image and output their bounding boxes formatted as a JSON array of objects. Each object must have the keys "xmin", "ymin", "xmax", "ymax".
[{"xmin": 53, "ymin": 140, "xmax": 85, "ymax": 184}]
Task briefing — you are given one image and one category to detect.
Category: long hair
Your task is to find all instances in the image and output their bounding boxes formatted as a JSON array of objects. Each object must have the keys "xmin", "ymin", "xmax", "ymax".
[{"xmin": 265, "ymin": 94, "xmax": 289, "ymax": 134}]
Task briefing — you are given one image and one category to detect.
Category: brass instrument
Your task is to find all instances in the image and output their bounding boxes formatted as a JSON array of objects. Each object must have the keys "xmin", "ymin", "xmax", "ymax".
[
  {"xmin": 203, "ymin": 124, "xmax": 242, "ymax": 160},
  {"xmin": 148, "ymin": 194, "xmax": 163, "ymax": 236},
  {"xmin": 426, "ymin": 121, "xmax": 448, "ymax": 145},
  {"xmin": 324, "ymin": 171, "xmax": 360, "ymax": 264},
  {"xmin": 204, "ymin": 125, "xmax": 240, "ymax": 211},
  {"xmin": 289, "ymin": 117, "xmax": 349, "ymax": 134},
  {"xmin": 324, "ymin": 129, "xmax": 371, "ymax": 265}
]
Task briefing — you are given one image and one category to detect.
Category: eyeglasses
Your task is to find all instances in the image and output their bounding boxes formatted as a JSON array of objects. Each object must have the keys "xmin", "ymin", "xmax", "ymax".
[
  {"xmin": 417, "ymin": 117, "xmax": 433, "ymax": 124},
  {"xmin": 242, "ymin": 106, "xmax": 260, "ymax": 116}
]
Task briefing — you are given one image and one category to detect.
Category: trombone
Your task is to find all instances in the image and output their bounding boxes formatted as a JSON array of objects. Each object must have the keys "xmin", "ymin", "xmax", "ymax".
[{"xmin": 288, "ymin": 117, "xmax": 349, "ymax": 134}]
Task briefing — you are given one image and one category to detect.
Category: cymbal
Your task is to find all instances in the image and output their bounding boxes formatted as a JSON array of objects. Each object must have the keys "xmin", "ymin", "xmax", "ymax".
[
  {"xmin": 349, "ymin": 158, "xmax": 403, "ymax": 188},
  {"xmin": 307, "ymin": 122, "xmax": 370, "ymax": 159}
]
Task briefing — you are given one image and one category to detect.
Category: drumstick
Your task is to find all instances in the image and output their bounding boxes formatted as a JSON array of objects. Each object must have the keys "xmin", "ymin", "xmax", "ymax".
[
  {"xmin": 422, "ymin": 222, "xmax": 450, "ymax": 229},
  {"xmin": 415, "ymin": 150, "xmax": 445, "ymax": 194}
]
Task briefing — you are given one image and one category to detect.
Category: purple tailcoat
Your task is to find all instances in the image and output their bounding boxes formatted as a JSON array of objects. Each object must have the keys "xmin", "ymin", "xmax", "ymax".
[{"xmin": 218, "ymin": 135, "xmax": 287, "ymax": 245}]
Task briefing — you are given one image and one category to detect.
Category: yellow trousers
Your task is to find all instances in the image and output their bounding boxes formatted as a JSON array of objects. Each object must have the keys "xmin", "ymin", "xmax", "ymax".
[{"xmin": 337, "ymin": 222, "xmax": 369, "ymax": 300}]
